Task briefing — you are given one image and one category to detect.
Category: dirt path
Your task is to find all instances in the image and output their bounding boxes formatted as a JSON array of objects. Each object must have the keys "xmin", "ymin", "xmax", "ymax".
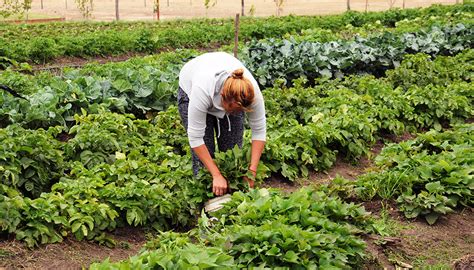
[{"xmin": 25, "ymin": 0, "xmax": 458, "ymax": 21}]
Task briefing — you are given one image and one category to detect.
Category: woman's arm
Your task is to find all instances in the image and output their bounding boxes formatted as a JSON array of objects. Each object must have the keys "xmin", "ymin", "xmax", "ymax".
[
  {"xmin": 244, "ymin": 140, "xmax": 266, "ymax": 188},
  {"xmin": 192, "ymin": 144, "xmax": 228, "ymax": 196},
  {"xmin": 188, "ymin": 85, "xmax": 228, "ymax": 196},
  {"xmin": 249, "ymin": 140, "xmax": 265, "ymax": 172}
]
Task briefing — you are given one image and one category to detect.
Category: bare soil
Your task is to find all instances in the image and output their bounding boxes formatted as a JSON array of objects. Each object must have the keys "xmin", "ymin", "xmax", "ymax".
[
  {"xmin": 30, "ymin": 42, "xmax": 223, "ymax": 72},
  {"xmin": 0, "ymin": 227, "xmax": 147, "ymax": 269},
  {"xmin": 385, "ymin": 208, "xmax": 474, "ymax": 268},
  {"xmin": 262, "ymin": 154, "xmax": 374, "ymax": 193},
  {"xmin": 26, "ymin": 0, "xmax": 458, "ymax": 21}
]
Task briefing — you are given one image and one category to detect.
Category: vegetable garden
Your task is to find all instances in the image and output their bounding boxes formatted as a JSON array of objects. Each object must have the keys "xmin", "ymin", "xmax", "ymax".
[{"xmin": 0, "ymin": 3, "xmax": 473, "ymax": 269}]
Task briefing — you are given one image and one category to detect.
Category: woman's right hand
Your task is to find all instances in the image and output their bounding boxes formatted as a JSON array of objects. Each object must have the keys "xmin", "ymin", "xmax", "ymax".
[{"xmin": 212, "ymin": 174, "xmax": 228, "ymax": 196}]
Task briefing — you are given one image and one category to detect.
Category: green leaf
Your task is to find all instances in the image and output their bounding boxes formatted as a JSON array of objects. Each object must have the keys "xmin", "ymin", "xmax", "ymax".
[
  {"xmin": 425, "ymin": 181, "xmax": 443, "ymax": 193},
  {"xmin": 425, "ymin": 212, "xmax": 440, "ymax": 225},
  {"xmin": 283, "ymin": 250, "xmax": 299, "ymax": 263}
]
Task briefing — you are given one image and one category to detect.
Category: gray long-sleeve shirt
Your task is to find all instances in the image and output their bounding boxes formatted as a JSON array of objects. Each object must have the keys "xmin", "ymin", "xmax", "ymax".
[{"xmin": 178, "ymin": 52, "xmax": 266, "ymax": 148}]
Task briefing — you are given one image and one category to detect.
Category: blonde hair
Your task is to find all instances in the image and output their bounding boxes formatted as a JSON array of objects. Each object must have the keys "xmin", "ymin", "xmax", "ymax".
[{"xmin": 221, "ymin": 68, "xmax": 255, "ymax": 112}]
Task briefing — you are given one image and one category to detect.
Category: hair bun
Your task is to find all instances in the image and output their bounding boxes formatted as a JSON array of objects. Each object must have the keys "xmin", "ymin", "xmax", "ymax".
[{"xmin": 231, "ymin": 68, "xmax": 244, "ymax": 79}]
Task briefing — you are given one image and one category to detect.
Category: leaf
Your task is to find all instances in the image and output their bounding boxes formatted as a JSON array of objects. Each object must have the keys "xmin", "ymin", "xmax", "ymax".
[
  {"xmin": 115, "ymin": 152, "xmax": 126, "ymax": 160},
  {"xmin": 425, "ymin": 212, "xmax": 440, "ymax": 225},
  {"xmin": 425, "ymin": 181, "xmax": 443, "ymax": 193},
  {"xmin": 71, "ymin": 221, "xmax": 82, "ymax": 233},
  {"xmin": 283, "ymin": 250, "xmax": 299, "ymax": 263},
  {"xmin": 126, "ymin": 209, "xmax": 138, "ymax": 225}
]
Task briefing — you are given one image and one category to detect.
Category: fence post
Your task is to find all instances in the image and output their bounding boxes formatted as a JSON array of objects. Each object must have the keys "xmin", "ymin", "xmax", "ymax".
[
  {"xmin": 115, "ymin": 0, "xmax": 120, "ymax": 20},
  {"xmin": 156, "ymin": 0, "xmax": 160, "ymax": 20},
  {"xmin": 234, "ymin": 13, "xmax": 240, "ymax": 58},
  {"xmin": 241, "ymin": 0, "xmax": 245, "ymax": 16}
]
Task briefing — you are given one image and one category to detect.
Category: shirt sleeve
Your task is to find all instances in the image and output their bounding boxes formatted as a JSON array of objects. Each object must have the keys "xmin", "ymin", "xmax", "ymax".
[
  {"xmin": 187, "ymin": 85, "xmax": 211, "ymax": 148},
  {"xmin": 248, "ymin": 88, "xmax": 267, "ymax": 141}
]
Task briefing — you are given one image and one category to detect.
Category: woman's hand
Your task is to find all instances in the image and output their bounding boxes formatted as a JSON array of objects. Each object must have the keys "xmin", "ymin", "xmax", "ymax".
[
  {"xmin": 213, "ymin": 174, "xmax": 228, "ymax": 196},
  {"xmin": 243, "ymin": 169, "xmax": 256, "ymax": 188}
]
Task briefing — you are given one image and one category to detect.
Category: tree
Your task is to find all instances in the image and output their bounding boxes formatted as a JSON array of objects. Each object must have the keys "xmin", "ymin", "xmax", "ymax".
[
  {"xmin": 204, "ymin": 0, "xmax": 216, "ymax": 9},
  {"xmin": 388, "ymin": 0, "xmax": 396, "ymax": 9},
  {"xmin": 0, "ymin": 0, "xmax": 32, "ymax": 18},
  {"xmin": 274, "ymin": 0, "xmax": 284, "ymax": 16},
  {"xmin": 74, "ymin": 0, "xmax": 93, "ymax": 19},
  {"xmin": 249, "ymin": 4, "xmax": 256, "ymax": 16}
]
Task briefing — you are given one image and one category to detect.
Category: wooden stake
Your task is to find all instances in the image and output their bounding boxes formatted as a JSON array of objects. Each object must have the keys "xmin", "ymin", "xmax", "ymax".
[
  {"xmin": 347, "ymin": 0, "xmax": 350, "ymax": 11},
  {"xmin": 156, "ymin": 0, "xmax": 160, "ymax": 20},
  {"xmin": 234, "ymin": 13, "xmax": 240, "ymax": 58},
  {"xmin": 115, "ymin": 0, "xmax": 120, "ymax": 20},
  {"xmin": 403, "ymin": 0, "xmax": 406, "ymax": 9},
  {"xmin": 365, "ymin": 0, "xmax": 368, "ymax": 12},
  {"xmin": 41, "ymin": 0, "xmax": 44, "ymax": 9},
  {"xmin": 241, "ymin": 0, "xmax": 245, "ymax": 16}
]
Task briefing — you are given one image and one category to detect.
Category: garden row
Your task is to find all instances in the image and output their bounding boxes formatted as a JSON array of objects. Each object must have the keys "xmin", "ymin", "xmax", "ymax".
[
  {"xmin": 1, "ymin": 22, "xmax": 472, "ymax": 130},
  {"xmin": 244, "ymin": 23, "xmax": 473, "ymax": 87},
  {"xmin": 1, "ymin": 50, "xmax": 472, "ymax": 248},
  {"xmin": 280, "ymin": 9, "xmax": 473, "ymax": 43},
  {"xmin": 88, "ymin": 123, "xmax": 473, "ymax": 269},
  {"xmin": 260, "ymin": 50, "xmax": 473, "ymax": 179},
  {"xmin": 0, "ymin": 3, "xmax": 471, "ymax": 65}
]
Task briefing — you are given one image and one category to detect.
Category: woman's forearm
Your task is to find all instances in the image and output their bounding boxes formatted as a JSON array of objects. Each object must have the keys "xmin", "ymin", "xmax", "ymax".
[
  {"xmin": 249, "ymin": 140, "xmax": 265, "ymax": 171},
  {"xmin": 192, "ymin": 144, "xmax": 221, "ymax": 177}
]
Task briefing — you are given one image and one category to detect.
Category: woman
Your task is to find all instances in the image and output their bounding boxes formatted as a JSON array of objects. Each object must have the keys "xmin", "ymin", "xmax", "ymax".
[{"xmin": 178, "ymin": 52, "xmax": 266, "ymax": 196}]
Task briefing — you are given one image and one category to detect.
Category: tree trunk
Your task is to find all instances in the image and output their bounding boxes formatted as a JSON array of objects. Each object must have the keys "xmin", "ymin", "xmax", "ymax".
[
  {"xmin": 347, "ymin": 0, "xmax": 350, "ymax": 11},
  {"xmin": 241, "ymin": 0, "xmax": 244, "ymax": 16},
  {"xmin": 115, "ymin": 0, "xmax": 119, "ymax": 20},
  {"xmin": 41, "ymin": 0, "xmax": 44, "ymax": 9},
  {"xmin": 365, "ymin": 0, "xmax": 368, "ymax": 12}
]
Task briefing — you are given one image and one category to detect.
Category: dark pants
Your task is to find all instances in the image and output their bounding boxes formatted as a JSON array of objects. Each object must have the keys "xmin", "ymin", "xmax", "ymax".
[{"xmin": 177, "ymin": 87, "xmax": 244, "ymax": 175}]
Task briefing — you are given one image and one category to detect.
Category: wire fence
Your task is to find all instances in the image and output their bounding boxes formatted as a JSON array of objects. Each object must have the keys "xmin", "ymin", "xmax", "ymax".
[{"xmin": 26, "ymin": 0, "xmax": 460, "ymax": 21}]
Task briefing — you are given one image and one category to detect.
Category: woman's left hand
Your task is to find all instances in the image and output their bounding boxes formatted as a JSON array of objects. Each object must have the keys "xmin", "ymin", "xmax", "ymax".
[{"xmin": 243, "ymin": 169, "xmax": 256, "ymax": 188}]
